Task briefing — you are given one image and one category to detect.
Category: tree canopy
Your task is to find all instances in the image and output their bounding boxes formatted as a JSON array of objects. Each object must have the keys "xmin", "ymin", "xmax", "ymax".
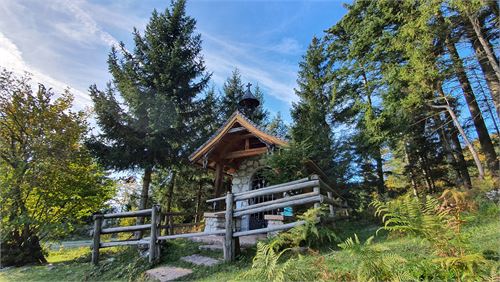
[{"xmin": 0, "ymin": 70, "xmax": 115, "ymax": 266}]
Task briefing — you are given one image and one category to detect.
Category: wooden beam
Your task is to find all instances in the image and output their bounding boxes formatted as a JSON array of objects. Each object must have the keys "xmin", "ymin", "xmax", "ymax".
[
  {"xmin": 234, "ymin": 180, "xmax": 319, "ymax": 201},
  {"xmin": 100, "ymin": 240, "xmax": 149, "ymax": 248},
  {"xmin": 102, "ymin": 209, "xmax": 152, "ymax": 219},
  {"xmin": 101, "ymin": 224, "xmax": 151, "ymax": 234},
  {"xmin": 227, "ymin": 127, "xmax": 247, "ymax": 133},
  {"xmin": 233, "ymin": 220, "xmax": 306, "ymax": 237},
  {"xmin": 214, "ymin": 162, "xmax": 224, "ymax": 198},
  {"xmin": 233, "ymin": 195, "xmax": 321, "ymax": 217},
  {"xmin": 157, "ymin": 229, "xmax": 226, "ymax": 240},
  {"xmin": 223, "ymin": 147, "xmax": 267, "ymax": 159}
]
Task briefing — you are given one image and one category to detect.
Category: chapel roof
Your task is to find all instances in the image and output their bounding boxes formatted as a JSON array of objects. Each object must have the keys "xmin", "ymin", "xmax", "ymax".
[{"xmin": 189, "ymin": 111, "xmax": 287, "ymax": 168}]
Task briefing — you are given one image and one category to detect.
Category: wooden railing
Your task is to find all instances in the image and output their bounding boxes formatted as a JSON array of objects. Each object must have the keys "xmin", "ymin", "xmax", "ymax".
[
  {"xmin": 205, "ymin": 174, "xmax": 346, "ymax": 261},
  {"xmin": 91, "ymin": 174, "xmax": 347, "ymax": 265},
  {"xmin": 91, "ymin": 205, "xmax": 160, "ymax": 265}
]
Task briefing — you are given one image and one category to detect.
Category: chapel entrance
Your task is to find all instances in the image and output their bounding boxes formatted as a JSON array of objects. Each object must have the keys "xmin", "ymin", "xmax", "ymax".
[{"xmin": 248, "ymin": 169, "xmax": 280, "ymax": 230}]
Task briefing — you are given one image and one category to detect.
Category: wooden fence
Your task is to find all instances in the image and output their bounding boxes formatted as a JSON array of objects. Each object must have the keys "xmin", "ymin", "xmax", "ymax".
[{"xmin": 91, "ymin": 174, "xmax": 346, "ymax": 265}]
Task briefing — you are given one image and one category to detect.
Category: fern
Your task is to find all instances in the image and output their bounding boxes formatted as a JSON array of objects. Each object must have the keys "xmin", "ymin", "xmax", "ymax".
[
  {"xmin": 273, "ymin": 206, "xmax": 339, "ymax": 249},
  {"xmin": 432, "ymin": 253, "xmax": 488, "ymax": 281},
  {"xmin": 338, "ymin": 234, "xmax": 411, "ymax": 281},
  {"xmin": 371, "ymin": 192, "xmax": 490, "ymax": 280},
  {"xmin": 241, "ymin": 206, "xmax": 338, "ymax": 281}
]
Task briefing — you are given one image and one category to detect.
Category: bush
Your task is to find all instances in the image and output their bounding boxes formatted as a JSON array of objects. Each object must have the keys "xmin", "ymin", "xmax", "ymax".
[
  {"xmin": 240, "ymin": 206, "xmax": 339, "ymax": 281},
  {"xmin": 371, "ymin": 190, "xmax": 491, "ymax": 279}
]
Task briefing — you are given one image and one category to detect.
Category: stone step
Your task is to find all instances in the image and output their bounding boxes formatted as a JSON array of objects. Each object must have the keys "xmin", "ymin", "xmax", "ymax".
[
  {"xmin": 145, "ymin": 266, "xmax": 192, "ymax": 282},
  {"xmin": 180, "ymin": 254, "xmax": 221, "ymax": 266}
]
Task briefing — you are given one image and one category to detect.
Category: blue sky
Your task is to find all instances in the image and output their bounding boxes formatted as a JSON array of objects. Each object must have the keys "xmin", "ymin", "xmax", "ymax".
[{"xmin": 0, "ymin": 0, "xmax": 348, "ymax": 122}]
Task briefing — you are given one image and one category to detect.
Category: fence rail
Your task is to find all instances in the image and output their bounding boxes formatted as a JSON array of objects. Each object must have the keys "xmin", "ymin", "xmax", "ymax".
[{"xmin": 91, "ymin": 174, "xmax": 348, "ymax": 265}]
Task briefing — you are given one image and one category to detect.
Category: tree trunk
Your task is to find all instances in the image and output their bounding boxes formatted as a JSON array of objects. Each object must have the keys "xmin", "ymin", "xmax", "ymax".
[
  {"xmin": 419, "ymin": 154, "xmax": 436, "ymax": 193},
  {"xmin": 446, "ymin": 39, "xmax": 498, "ymax": 175},
  {"xmin": 436, "ymin": 121, "xmax": 465, "ymax": 186},
  {"xmin": 431, "ymin": 103, "xmax": 485, "ymax": 179},
  {"xmin": 448, "ymin": 123, "xmax": 473, "ymax": 189},
  {"xmin": 466, "ymin": 14, "xmax": 500, "ymax": 83},
  {"xmin": 361, "ymin": 70, "xmax": 386, "ymax": 195},
  {"xmin": 437, "ymin": 85, "xmax": 473, "ymax": 187},
  {"xmin": 374, "ymin": 148, "xmax": 385, "ymax": 195},
  {"xmin": 165, "ymin": 170, "xmax": 177, "ymax": 235},
  {"xmin": 404, "ymin": 144, "xmax": 419, "ymax": 197},
  {"xmin": 195, "ymin": 181, "xmax": 203, "ymax": 223},
  {"xmin": 136, "ymin": 166, "xmax": 152, "ymax": 239},
  {"xmin": 26, "ymin": 234, "xmax": 47, "ymax": 264},
  {"xmin": 166, "ymin": 171, "xmax": 176, "ymax": 214},
  {"xmin": 465, "ymin": 22, "xmax": 500, "ymax": 117}
]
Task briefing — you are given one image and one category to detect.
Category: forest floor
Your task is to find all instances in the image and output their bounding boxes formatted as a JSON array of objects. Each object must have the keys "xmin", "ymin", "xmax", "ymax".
[{"xmin": 1, "ymin": 209, "xmax": 498, "ymax": 281}]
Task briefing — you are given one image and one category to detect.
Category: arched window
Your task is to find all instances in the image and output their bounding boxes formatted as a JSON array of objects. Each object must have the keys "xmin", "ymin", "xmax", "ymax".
[{"xmin": 248, "ymin": 168, "xmax": 280, "ymax": 230}]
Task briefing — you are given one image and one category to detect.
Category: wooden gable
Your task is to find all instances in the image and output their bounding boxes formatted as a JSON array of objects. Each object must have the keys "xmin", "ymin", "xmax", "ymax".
[{"xmin": 189, "ymin": 111, "xmax": 287, "ymax": 172}]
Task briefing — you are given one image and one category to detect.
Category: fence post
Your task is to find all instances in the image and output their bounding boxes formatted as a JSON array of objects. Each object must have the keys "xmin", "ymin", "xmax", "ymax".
[
  {"xmin": 91, "ymin": 213, "xmax": 103, "ymax": 265},
  {"xmin": 310, "ymin": 175, "xmax": 321, "ymax": 209},
  {"xmin": 327, "ymin": 192, "xmax": 335, "ymax": 217},
  {"xmin": 224, "ymin": 192, "xmax": 234, "ymax": 262},
  {"xmin": 149, "ymin": 205, "xmax": 159, "ymax": 264}
]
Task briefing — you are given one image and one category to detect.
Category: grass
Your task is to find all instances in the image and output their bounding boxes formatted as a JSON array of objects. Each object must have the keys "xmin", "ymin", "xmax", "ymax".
[
  {"xmin": 1, "ymin": 202, "xmax": 498, "ymax": 281},
  {"xmin": 0, "ymin": 247, "xmax": 93, "ymax": 282}
]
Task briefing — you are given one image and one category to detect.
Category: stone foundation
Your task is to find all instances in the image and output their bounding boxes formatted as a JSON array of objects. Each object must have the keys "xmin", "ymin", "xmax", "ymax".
[
  {"xmin": 203, "ymin": 212, "xmax": 225, "ymax": 233},
  {"xmin": 264, "ymin": 214, "xmax": 284, "ymax": 237}
]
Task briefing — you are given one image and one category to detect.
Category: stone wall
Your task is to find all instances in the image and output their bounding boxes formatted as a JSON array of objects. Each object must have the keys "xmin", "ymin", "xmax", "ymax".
[
  {"xmin": 231, "ymin": 155, "xmax": 267, "ymax": 231},
  {"xmin": 203, "ymin": 155, "xmax": 268, "ymax": 233}
]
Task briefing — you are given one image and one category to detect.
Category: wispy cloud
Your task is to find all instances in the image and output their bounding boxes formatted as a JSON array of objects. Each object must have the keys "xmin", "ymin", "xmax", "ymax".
[
  {"xmin": 201, "ymin": 31, "xmax": 299, "ymax": 103},
  {"xmin": 49, "ymin": 0, "xmax": 120, "ymax": 48},
  {"xmin": 0, "ymin": 31, "xmax": 91, "ymax": 108}
]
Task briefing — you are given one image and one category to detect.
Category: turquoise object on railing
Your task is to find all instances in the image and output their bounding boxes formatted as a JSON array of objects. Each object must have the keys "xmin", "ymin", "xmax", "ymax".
[{"xmin": 282, "ymin": 207, "xmax": 293, "ymax": 217}]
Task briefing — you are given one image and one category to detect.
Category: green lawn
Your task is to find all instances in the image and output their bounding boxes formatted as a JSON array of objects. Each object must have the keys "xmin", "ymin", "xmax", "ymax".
[{"xmin": 1, "ymin": 207, "xmax": 498, "ymax": 282}]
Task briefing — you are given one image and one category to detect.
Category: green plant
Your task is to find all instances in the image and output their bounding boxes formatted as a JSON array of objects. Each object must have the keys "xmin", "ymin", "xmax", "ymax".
[
  {"xmin": 241, "ymin": 207, "xmax": 338, "ymax": 281},
  {"xmin": 242, "ymin": 241, "xmax": 293, "ymax": 282},
  {"xmin": 432, "ymin": 253, "xmax": 488, "ymax": 281},
  {"xmin": 273, "ymin": 206, "xmax": 339, "ymax": 249},
  {"xmin": 372, "ymin": 191, "xmax": 490, "ymax": 280},
  {"xmin": 338, "ymin": 234, "xmax": 411, "ymax": 281}
]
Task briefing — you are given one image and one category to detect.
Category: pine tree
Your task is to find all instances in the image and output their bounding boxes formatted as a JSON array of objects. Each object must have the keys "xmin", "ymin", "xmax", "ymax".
[
  {"xmin": 291, "ymin": 37, "xmax": 335, "ymax": 176},
  {"xmin": 267, "ymin": 112, "xmax": 289, "ymax": 139},
  {"xmin": 220, "ymin": 68, "xmax": 268, "ymax": 125},
  {"xmin": 86, "ymin": 0, "xmax": 210, "ymax": 232},
  {"xmin": 220, "ymin": 68, "xmax": 244, "ymax": 121}
]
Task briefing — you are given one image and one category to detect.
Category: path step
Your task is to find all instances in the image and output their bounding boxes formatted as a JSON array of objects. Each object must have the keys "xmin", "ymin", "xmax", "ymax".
[
  {"xmin": 145, "ymin": 266, "xmax": 192, "ymax": 282},
  {"xmin": 198, "ymin": 244, "xmax": 223, "ymax": 251},
  {"xmin": 180, "ymin": 254, "xmax": 221, "ymax": 266}
]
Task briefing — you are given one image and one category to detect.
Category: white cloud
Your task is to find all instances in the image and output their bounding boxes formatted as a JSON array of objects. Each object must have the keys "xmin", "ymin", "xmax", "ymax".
[
  {"xmin": 272, "ymin": 38, "xmax": 302, "ymax": 54},
  {"xmin": 49, "ymin": 0, "xmax": 120, "ymax": 48},
  {"xmin": 201, "ymin": 31, "xmax": 299, "ymax": 103},
  {"xmin": 0, "ymin": 31, "xmax": 91, "ymax": 108}
]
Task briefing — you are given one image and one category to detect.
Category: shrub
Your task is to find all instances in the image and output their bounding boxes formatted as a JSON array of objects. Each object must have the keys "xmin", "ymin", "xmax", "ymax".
[
  {"xmin": 338, "ymin": 234, "xmax": 411, "ymax": 281},
  {"xmin": 240, "ymin": 206, "xmax": 338, "ymax": 281},
  {"xmin": 371, "ymin": 190, "xmax": 490, "ymax": 279}
]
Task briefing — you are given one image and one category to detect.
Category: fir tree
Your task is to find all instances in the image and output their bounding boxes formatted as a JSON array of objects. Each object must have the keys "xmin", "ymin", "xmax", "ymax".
[
  {"xmin": 86, "ymin": 0, "xmax": 210, "ymax": 231},
  {"xmin": 291, "ymin": 37, "xmax": 335, "ymax": 177},
  {"xmin": 267, "ymin": 112, "xmax": 289, "ymax": 139},
  {"xmin": 220, "ymin": 68, "xmax": 269, "ymax": 125}
]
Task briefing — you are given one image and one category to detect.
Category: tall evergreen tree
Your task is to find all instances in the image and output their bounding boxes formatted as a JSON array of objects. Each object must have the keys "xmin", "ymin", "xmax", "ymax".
[
  {"xmin": 291, "ymin": 37, "xmax": 336, "ymax": 178},
  {"xmin": 220, "ymin": 68, "xmax": 244, "ymax": 121},
  {"xmin": 267, "ymin": 112, "xmax": 289, "ymax": 139},
  {"xmin": 86, "ymin": 0, "xmax": 210, "ymax": 231},
  {"xmin": 219, "ymin": 68, "xmax": 268, "ymax": 125}
]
